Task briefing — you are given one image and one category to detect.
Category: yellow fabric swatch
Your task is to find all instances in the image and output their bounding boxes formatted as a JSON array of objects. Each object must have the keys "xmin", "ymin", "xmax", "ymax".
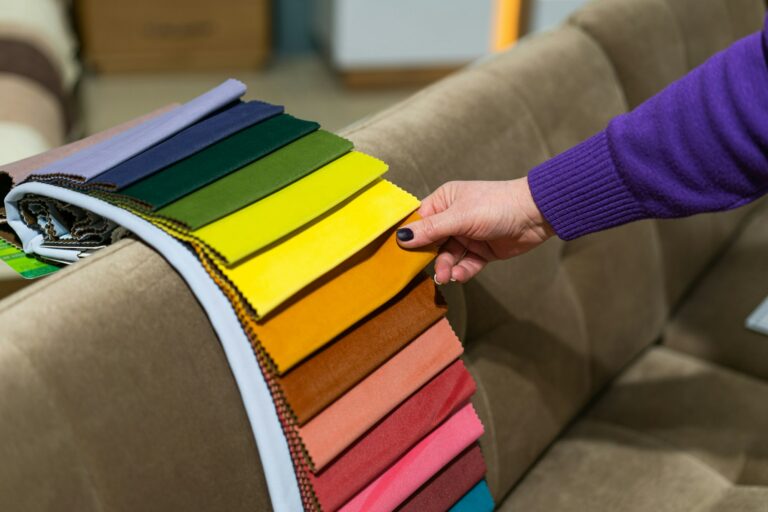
[
  {"xmin": 254, "ymin": 212, "xmax": 436, "ymax": 373},
  {"xmin": 194, "ymin": 151, "xmax": 387, "ymax": 265},
  {"xmin": 223, "ymin": 179, "xmax": 419, "ymax": 316}
]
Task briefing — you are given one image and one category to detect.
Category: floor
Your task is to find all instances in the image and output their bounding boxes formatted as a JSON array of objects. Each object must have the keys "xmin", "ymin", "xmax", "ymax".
[{"xmin": 0, "ymin": 55, "xmax": 418, "ymax": 282}]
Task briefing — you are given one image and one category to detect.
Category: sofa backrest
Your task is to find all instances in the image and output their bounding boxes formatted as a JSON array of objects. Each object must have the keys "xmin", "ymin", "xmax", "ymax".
[{"xmin": 343, "ymin": 0, "xmax": 765, "ymax": 500}]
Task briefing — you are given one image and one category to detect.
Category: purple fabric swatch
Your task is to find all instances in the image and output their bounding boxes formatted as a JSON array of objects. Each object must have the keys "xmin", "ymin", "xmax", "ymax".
[{"xmin": 32, "ymin": 79, "xmax": 246, "ymax": 181}]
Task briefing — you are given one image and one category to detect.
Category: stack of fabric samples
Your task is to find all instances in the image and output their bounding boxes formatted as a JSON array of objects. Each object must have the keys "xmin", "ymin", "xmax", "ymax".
[{"xmin": 1, "ymin": 79, "xmax": 495, "ymax": 512}]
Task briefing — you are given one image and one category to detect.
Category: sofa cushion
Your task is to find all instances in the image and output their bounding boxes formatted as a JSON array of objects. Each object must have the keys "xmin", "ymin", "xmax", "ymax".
[
  {"xmin": 664, "ymin": 202, "xmax": 768, "ymax": 381},
  {"xmin": 0, "ymin": 239, "xmax": 270, "ymax": 512},
  {"xmin": 501, "ymin": 346, "xmax": 768, "ymax": 510}
]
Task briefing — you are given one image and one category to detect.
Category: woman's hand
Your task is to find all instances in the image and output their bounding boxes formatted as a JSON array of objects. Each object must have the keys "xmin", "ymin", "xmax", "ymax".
[{"xmin": 396, "ymin": 178, "xmax": 554, "ymax": 284}]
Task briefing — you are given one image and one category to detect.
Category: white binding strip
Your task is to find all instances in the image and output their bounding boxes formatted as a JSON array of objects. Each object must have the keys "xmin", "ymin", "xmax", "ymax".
[{"xmin": 5, "ymin": 182, "xmax": 301, "ymax": 512}]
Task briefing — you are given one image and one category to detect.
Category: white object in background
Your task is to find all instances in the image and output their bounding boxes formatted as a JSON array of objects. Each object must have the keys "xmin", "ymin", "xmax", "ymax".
[
  {"xmin": 315, "ymin": 0, "xmax": 495, "ymax": 69},
  {"xmin": 746, "ymin": 296, "xmax": 768, "ymax": 335},
  {"xmin": 527, "ymin": 0, "xmax": 591, "ymax": 34}
]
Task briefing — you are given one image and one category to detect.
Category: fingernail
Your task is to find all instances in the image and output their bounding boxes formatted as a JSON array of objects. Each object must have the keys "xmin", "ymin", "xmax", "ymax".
[
  {"xmin": 433, "ymin": 274, "xmax": 442, "ymax": 286},
  {"xmin": 450, "ymin": 277, "xmax": 457, "ymax": 282},
  {"xmin": 396, "ymin": 228, "xmax": 414, "ymax": 242}
]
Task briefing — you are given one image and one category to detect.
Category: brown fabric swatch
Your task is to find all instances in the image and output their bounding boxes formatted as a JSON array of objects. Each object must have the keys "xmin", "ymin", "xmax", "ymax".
[
  {"xmin": 279, "ymin": 273, "xmax": 447, "ymax": 425},
  {"xmin": 396, "ymin": 444, "xmax": 486, "ymax": 512}
]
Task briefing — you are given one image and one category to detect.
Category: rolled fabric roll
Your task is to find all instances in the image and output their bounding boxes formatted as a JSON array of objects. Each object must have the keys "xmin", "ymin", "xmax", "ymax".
[
  {"xmin": 0, "ymin": 73, "xmax": 63, "ymax": 149},
  {"xmin": 0, "ymin": 0, "xmax": 80, "ymax": 90}
]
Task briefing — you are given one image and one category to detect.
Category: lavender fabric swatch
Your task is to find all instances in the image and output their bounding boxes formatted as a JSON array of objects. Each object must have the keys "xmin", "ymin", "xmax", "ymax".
[
  {"xmin": 92, "ymin": 100, "xmax": 283, "ymax": 189},
  {"xmin": 31, "ymin": 79, "xmax": 246, "ymax": 180}
]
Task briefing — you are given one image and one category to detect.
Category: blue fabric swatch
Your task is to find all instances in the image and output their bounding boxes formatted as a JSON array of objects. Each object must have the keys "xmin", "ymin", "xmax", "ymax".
[
  {"xmin": 450, "ymin": 480, "xmax": 494, "ymax": 512},
  {"xmin": 92, "ymin": 100, "xmax": 283, "ymax": 189}
]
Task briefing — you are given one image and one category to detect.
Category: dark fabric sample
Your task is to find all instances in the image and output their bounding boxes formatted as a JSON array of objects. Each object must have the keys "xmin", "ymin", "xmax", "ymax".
[
  {"xmin": 396, "ymin": 444, "xmax": 486, "ymax": 512},
  {"xmin": 309, "ymin": 360, "xmax": 476, "ymax": 511},
  {"xmin": 280, "ymin": 274, "xmax": 447, "ymax": 425},
  {"xmin": 119, "ymin": 114, "xmax": 318, "ymax": 210},
  {"xmin": 157, "ymin": 130, "xmax": 353, "ymax": 229},
  {"xmin": 94, "ymin": 101, "xmax": 283, "ymax": 189}
]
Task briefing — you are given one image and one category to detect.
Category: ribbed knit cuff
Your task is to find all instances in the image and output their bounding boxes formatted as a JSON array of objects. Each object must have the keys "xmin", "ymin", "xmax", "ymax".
[{"xmin": 527, "ymin": 131, "xmax": 647, "ymax": 240}]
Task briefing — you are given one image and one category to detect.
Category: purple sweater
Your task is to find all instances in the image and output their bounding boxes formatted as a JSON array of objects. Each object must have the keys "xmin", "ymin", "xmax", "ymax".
[{"xmin": 528, "ymin": 16, "xmax": 768, "ymax": 240}]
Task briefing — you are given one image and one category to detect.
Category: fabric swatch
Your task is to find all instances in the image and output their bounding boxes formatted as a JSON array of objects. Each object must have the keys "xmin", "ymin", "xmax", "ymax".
[
  {"xmin": 32, "ymin": 79, "xmax": 245, "ymax": 180},
  {"xmin": 157, "ymin": 130, "xmax": 353, "ymax": 230},
  {"xmin": 119, "ymin": 114, "xmax": 318, "ymax": 210},
  {"xmin": 310, "ymin": 360, "xmax": 476, "ymax": 511},
  {"xmin": 252, "ymin": 212, "xmax": 436, "ymax": 374},
  {"xmin": 280, "ymin": 274, "xmax": 447, "ymax": 425},
  {"xmin": 397, "ymin": 445, "xmax": 487, "ymax": 512},
  {"xmin": 0, "ymin": 238, "xmax": 59, "ymax": 278},
  {"xmin": 222, "ymin": 179, "xmax": 418, "ymax": 317},
  {"xmin": 300, "ymin": 318, "xmax": 464, "ymax": 471},
  {"xmin": 193, "ymin": 151, "xmax": 385, "ymax": 265},
  {"xmin": 339, "ymin": 404, "xmax": 484, "ymax": 512},
  {"xmin": 448, "ymin": 480, "xmax": 494, "ymax": 512},
  {"xmin": 93, "ymin": 101, "xmax": 283, "ymax": 189}
]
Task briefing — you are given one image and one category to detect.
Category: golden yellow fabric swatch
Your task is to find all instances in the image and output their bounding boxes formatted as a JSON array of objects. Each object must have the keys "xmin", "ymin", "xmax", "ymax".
[
  {"xmin": 193, "ymin": 151, "xmax": 387, "ymax": 265},
  {"xmin": 253, "ymin": 212, "xmax": 436, "ymax": 374},
  {"xmin": 223, "ymin": 179, "xmax": 419, "ymax": 317}
]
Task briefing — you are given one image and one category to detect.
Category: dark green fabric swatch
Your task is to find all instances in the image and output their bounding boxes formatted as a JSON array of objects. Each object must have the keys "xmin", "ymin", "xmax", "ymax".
[
  {"xmin": 156, "ymin": 130, "xmax": 353, "ymax": 229},
  {"xmin": 120, "ymin": 114, "xmax": 318, "ymax": 210}
]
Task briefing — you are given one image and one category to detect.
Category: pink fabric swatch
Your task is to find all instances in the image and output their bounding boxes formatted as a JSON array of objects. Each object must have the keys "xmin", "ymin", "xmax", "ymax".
[
  {"xmin": 300, "ymin": 318, "xmax": 463, "ymax": 471},
  {"xmin": 339, "ymin": 404, "xmax": 484, "ymax": 512},
  {"xmin": 310, "ymin": 360, "xmax": 476, "ymax": 511}
]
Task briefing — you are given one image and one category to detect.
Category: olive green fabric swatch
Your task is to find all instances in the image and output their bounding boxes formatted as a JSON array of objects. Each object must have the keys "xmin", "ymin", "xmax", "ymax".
[
  {"xmin": 157, "ymin": 130, "xmax": 353, "ymax": 230},
  {"xmin": 120, "ymin": 114, "xmax": 318, "ymax": 210}
]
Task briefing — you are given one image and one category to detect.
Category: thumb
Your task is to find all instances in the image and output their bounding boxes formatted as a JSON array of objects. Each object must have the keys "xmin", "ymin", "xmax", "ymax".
[{"xmin": 396, "ymin": 209, "xmax": 464, "ymax": 248}]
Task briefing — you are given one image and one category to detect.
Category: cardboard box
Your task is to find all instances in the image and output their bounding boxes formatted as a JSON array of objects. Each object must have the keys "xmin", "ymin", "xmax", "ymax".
[{"xmin": 77, "ymin": 0, "xmax": 271, "ymax": 72}]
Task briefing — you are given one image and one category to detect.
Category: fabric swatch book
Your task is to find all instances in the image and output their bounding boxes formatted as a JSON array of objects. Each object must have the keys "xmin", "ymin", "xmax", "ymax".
[{"xmin": 0, "ymin": 79, "xmax": 493, "ymax": 512}]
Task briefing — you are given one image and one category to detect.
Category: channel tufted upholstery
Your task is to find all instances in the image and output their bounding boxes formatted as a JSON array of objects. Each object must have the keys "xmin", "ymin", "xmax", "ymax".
[{"xmin": 1, "ymin": 0, "xmax": 767, "ymax": 510}]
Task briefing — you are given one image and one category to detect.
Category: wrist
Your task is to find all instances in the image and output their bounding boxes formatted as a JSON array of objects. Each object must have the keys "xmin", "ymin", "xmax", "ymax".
[{"xmin": 512, "ymin": 177, "xmax": 554, "ymax": 241}]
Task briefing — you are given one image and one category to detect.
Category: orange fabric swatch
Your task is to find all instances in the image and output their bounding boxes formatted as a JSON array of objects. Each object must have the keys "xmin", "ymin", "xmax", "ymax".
[
  {"xmin": 253, "ymin": 212, "xmax": 436, "ymax": 374},
  {"xmin": 300, "ymin": 318, "xmax": 463, "ymax": 471},
  {"xmin": 279, "ymin": 274, "xmax": 447, "ymax": 425}
]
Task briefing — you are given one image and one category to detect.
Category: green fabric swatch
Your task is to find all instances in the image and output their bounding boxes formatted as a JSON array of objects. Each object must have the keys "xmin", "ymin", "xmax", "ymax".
[
  {"xmin": 0, "ymin": 239, "xmax": 60, "ymax": 279},
  {"xmin": 157, "ymin": 130, "xmax": 353, "ymax": 230},
  {"xmin": 120, "ymin": 114, "xmax": 318, "ymax": 210}
]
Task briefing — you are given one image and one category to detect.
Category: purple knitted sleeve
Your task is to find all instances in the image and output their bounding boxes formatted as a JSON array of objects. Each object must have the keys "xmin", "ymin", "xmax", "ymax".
[{"xmin": 528, "ymin": 16, "xmax": 768, "ymax": 240}]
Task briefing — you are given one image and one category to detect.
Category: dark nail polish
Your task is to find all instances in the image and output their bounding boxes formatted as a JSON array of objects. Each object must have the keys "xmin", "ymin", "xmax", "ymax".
[{"xmin": 396, "ymin": 228, "xmax": 414, "ymax": 241}]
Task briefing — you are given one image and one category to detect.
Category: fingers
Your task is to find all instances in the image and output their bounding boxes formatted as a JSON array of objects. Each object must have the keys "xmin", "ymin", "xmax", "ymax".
[
  {"xmin": 396, "ymin": 210, "xmax": 463, "ymax": 249},
  {"xmin": 449, "ymin": 250, "xmax": 487, "ymax": 283},
  {"xmin": 433, "ymin": 238, "xmax": 466, "ymax": 284}
]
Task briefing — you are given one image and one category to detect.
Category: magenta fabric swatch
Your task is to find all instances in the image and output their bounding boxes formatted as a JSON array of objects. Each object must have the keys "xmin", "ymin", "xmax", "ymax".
[
  {"xmin": 310, "ymin": 360, "xmax": 476, "ymax": 511},
  {"xmin": 339, "ymin": 404, "xmax": 484, "ymax": 512}
]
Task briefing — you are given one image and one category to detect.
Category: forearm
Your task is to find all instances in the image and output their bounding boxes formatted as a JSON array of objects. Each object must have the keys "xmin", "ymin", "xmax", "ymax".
[{"xmin": 528, "ymin": 15, "xmax": 768, "ymax": 240}]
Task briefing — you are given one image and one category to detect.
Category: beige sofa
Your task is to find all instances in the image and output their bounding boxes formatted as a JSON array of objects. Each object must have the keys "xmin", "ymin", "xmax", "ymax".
[{"xmin": 2, "ymin": 0, "xmax": 768, "ymax": 510}]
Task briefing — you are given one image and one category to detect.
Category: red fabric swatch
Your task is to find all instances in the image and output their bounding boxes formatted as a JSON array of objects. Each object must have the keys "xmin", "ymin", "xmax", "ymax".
[
  {"xmin": 396, "ymin": 444, "xmax": 487, "ymax": 512},
  {"xmin": 310, "ymin": 360, "xmax": 476, "ymax": 511}
]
